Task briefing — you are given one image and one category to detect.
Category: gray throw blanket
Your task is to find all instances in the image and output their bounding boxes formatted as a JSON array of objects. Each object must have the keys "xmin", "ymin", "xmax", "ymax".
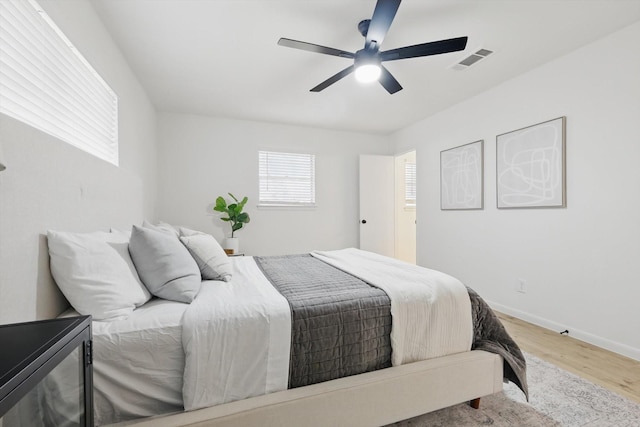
[
  {"xmin": 255, "ymin": 254, "xmax": 528, "ymax": 399},
  {"xmin": 467, "ymin": 286, "xmax": 529, "ymax": 399},
  {"xmin": 255, "ymin": 254, "xmax": 392, "ymax": 387}
]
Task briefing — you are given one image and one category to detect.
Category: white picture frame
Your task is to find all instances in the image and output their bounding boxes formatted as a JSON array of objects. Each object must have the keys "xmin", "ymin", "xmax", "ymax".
[
  {"xmin": 496, "ymin": 117, "xmax": 566, "ymax": 209},
  {"xmin": 440, "ymin": 140, "xmax": 484, "ymax": 210}
]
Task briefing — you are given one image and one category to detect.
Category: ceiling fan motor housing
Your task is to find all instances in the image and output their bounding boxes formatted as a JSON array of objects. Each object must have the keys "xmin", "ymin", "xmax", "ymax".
[{"xmin": 355, "ymin": 48, "xmax": 380, "ymax": 68}]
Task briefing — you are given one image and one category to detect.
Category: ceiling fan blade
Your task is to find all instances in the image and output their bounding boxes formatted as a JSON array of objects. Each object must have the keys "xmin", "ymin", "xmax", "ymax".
[
  {"xmin": 378, "ymin": 65, "xmax": 402, "ymax": 94},
  {"xmin": 365, "ymin": 0, "xmax": 401, "ymax": 51},
  {"xmin": 310, "ymin": 65, "xmax": 355, "ymax": 92},
  {"xmin": 278, "ymin": 38, "xmax": 355, "ymax": 59},
  {"xmin": 380, "ymin": 36, "xmax": 468, "ymax": 62}
]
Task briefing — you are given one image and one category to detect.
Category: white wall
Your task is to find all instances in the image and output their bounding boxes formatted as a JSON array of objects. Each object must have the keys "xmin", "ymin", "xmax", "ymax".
[
  {"xmin": 157, "ymin": 113, "xmax": 391, "ymax": 256},
  {"xmin": 392, "ymin": 21, "xmax": 640, "ymax": 360},
  {"xmin": 0, "ymin": 0, "xmax": 158, "ymax": 323}
]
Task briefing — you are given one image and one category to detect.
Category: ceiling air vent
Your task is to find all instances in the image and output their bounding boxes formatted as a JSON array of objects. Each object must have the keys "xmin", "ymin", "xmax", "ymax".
[{"xmin": 450, "ymin": 48, "xmax": 493, "ymax": 71}]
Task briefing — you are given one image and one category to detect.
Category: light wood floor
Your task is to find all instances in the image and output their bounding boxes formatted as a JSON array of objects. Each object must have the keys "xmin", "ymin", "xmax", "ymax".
[{"xmin": 496, "ymin": 311, "xmax": 640, "ymax": 404}]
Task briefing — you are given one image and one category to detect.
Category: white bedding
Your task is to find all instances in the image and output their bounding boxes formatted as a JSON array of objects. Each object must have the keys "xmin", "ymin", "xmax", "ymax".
[
  {"xmin": 60, "ymin": 297, "xmax": 190, "ymax": 425},
  {"xmin": 181, "ymin": 256, "xmax": 291, "ymax": 411},
  {"xmin": 182, "ymin": 249, "xmax": 472, "ymax": 412},
  {"xmin": 311, "ymin": 248, "xmax": 473, "ymax": 365}
]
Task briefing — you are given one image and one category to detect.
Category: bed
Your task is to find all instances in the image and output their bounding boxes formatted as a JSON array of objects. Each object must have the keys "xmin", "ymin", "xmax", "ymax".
[{"xmin": 45, "ymin": 227, "xmax": 527, "ymax": 426}]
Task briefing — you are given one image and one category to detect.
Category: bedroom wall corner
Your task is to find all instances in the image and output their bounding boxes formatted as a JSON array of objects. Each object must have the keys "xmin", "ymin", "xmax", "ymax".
[
  {"xmin": 391, "ymin": 21, "xmax": 640, "ymax": 360},
  {"xmin": 0, "ymin": 0, "xmax": 159, "ymax": 324}
]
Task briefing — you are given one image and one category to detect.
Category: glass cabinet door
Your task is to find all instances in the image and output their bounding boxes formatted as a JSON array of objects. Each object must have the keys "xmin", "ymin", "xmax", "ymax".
[{"xmin": 1, "ymin": 346, "xmax": 84, "ymax": 427}]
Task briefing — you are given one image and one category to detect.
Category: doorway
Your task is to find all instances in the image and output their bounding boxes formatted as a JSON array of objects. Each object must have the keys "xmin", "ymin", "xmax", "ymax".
[
  {"xmin": 394, "ymin": 151, "xmax": 416, "ymax": 263},
  {"xmin": 358, "ymin": 152, "xmax": 416, "ymax": 263}
]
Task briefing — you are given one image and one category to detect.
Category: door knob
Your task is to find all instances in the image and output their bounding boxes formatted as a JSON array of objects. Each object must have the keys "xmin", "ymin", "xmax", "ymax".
[{"xmin": 361, "ymin": 219, "xmax": 367, "ymax": 224}]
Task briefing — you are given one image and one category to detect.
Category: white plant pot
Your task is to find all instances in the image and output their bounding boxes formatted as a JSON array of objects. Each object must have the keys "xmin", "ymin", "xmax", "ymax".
[{"xmin": 223, "ymin": 237, "xmax": 240, "ymax": 254}]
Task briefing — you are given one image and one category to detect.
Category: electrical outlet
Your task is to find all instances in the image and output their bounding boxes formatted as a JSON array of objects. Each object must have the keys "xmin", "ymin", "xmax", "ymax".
[{"xmin": 517, "ymin": 279, "xmax": 526, "ymax": 293}]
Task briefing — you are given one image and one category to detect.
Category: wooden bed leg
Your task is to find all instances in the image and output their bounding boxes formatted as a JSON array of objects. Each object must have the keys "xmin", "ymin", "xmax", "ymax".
[{"xmin": 469, "ymin": 398, "xmax": 481, "ymax": 409}]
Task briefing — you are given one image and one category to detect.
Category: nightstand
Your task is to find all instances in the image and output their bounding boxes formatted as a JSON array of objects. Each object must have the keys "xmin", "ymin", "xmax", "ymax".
[
  {"xmin": 228, "ymin": 253, "xmax": 245, "ymax": 257},
  {"xmin": 0, "ymin": 316, "xmax": 93, "ymax": 426}
]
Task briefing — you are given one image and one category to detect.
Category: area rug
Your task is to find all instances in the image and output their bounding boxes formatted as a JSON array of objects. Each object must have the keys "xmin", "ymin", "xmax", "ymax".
[{"xmin": 391, "ymin": 353, "xmax": 640, "ymax": 427}]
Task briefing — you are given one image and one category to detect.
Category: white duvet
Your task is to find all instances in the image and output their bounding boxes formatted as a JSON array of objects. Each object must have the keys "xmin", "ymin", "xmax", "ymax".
[
  {"xmin": 181, "ymin": 248, "xmax": 473, "ymax": 411},
  {"xmin": 311, "ymin": 248, "xmax": 473, "ymax": 365},
  {"xmin": 181, "ymin": 256, "xmax": 291, "ymax": 411}
]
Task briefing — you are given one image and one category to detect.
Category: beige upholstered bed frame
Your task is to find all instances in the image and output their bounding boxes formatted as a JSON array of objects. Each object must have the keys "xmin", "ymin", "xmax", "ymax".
[{"xmin": 114, "ymin": 350, "xmax": 503, "ymax": 427}]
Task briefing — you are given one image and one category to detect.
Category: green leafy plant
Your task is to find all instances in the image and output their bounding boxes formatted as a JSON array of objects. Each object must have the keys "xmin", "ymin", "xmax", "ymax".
[{"xmin": 214, "ymin": 193, "xmax": 250, "ymax": 237}]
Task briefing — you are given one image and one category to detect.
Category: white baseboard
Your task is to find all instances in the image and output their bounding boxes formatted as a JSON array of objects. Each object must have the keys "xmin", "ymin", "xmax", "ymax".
[{"xmin": 487, "ymin": 300, "xmax": 640, "ymax": 362}]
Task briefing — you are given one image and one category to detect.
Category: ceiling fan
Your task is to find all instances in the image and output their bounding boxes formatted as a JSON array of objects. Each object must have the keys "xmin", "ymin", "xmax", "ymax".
[{"xmin": 277, "ymin": 0, "xmax": 468, "ymax": 94}]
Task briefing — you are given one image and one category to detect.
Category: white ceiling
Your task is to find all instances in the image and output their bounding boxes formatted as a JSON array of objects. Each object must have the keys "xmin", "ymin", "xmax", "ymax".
[{"xmin": 91, "ymin": 0, "xmax": 640, "ymax": 135}]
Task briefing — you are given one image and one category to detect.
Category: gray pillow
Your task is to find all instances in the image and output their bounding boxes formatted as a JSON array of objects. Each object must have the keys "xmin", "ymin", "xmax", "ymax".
[
  {"xmin": 143, "ymin": 220, "xmax": 180, "ymax": 237},
  {"xmin": 180, "ymin": 233, "xmax": 233, "ymax": 281},
  {"xmin": 129, "ymin": 225, "xmax": 201, "ymax": 303}
]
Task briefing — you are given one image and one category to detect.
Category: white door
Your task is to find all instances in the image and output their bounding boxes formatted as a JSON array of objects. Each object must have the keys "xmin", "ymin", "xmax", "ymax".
[{"xmin": 359, "ymin": 155, "xmax": 395, "ymax": 257}]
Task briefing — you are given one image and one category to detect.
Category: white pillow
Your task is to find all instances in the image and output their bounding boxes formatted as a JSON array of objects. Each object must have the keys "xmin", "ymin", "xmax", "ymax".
[
  {"xmin": 129, "ymin": 225, "xmax": 202, "ymax": 303},
  {"xmin": 179, "ymin": 232, "xmax": 233, "ymax": 282},
  {"xmin": 47, "ymin": 230, "xmax": 151, "ymax": 321},
  {"xmin": 178, "ymin": 226, "xmax": 202, "ymax": 237}
]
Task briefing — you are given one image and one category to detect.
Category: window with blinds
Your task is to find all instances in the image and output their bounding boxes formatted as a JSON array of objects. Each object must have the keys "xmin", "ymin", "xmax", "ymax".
[
  {"xmin": 405, "ymin": 161, "xmax": 416, "ymax": 207},
  {"xmin": 259, "ymin": 151, "xmax": 316, "ymax": 206},
  {"xmin": 0, "ymin": 0, "xmax": 119, "ymax": 165}
]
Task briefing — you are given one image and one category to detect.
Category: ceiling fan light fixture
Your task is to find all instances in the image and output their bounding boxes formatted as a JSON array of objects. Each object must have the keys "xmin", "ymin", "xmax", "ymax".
[
  {"xmin": 355, "ymin": 63, "xmax": 381, "ymax": 83},
  {"xmin": 354, "ymin": 49, "xmax": 381, "ymax": 83}
]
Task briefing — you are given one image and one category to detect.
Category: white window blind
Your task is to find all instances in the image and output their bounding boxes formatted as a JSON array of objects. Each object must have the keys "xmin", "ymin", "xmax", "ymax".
[
  {"xmin": 259, "ymin": 151, "xmax": 316, "ymax": 206},
  {"xmin": 0, "ymin": 0, "xmax": 119, "ymax": 165},
  {"xmin": 405, "ymin": 161, "xmax": 416, "ymax": 207}
]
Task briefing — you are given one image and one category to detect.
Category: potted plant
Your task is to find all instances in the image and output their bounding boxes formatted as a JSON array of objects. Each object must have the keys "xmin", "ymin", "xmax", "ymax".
[{"xmin": 214, "ymin": 193, "xmax": 250, "ymax": 253}]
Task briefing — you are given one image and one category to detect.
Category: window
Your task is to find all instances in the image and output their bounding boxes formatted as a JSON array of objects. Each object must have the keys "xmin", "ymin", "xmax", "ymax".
[
  {"xmin": 259, "ymin": 151, "xmax": 316, "ymax": 207},
  {"xmin": 0, "ymin": 0, "xmax": 119, "ymax": 165},
  {"xmin": 405, "ymin": 161, "xmax": 416, "ymax": 207}
]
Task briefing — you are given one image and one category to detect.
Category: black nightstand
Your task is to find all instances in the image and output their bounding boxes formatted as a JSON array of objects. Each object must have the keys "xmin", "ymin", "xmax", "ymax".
[{"xmin": 0, "ymin": 316, "xmax": 93, "ymax": 426}]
